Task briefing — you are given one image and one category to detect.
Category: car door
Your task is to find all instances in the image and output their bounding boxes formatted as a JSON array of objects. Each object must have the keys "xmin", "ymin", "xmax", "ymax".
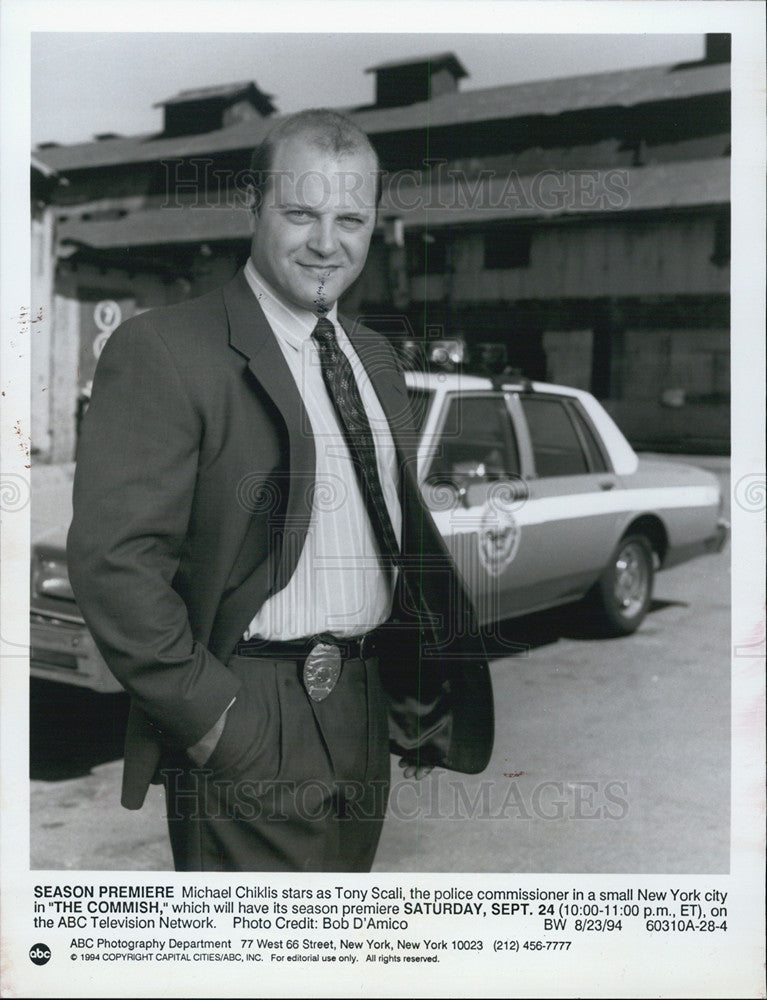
[
  {"xmin": 419, "ymin": 390, "xmax": 528, "ymax": 626},
  {"xmin": 506, "ymin": 392, "xmax": 623, "ymax": 610}
]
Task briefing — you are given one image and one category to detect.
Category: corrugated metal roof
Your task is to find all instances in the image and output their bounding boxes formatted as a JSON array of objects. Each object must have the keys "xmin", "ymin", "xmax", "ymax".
[
  {"xmin": 56, "ymin": 158, "xmax": 728, "ymax": 249},
  {"xmin": 34, "ymin": 60, "xmax": 729, "ymax": 174},
  {"xmin": 354, "ymin": 61, "xmax": 730, "ymax": 134},
  {"xmin": 380, "ymin": 157, "xmax": 729, "ymax": 228},
  {"xmin": 59, "ymin": 203, "xmax": 251, "ymax": 247},
  {"xmin": 31, "ymin": 154, "xmax": 59, "ymax": 178},
  {"xmin": 32, "ymin": 121, "xmax": 271, "ymax": 172}
]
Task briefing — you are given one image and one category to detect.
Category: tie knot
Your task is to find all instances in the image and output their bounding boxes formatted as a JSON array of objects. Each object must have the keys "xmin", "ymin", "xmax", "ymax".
[{"xmin": 312, "ymin": 317, "xmax": 337, "ymax": 349}]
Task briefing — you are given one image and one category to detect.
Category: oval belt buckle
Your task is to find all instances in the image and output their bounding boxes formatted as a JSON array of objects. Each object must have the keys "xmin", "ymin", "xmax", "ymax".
[{"xmin": 303, "ymin": 642, "xmax": 342, "ymax": 702}]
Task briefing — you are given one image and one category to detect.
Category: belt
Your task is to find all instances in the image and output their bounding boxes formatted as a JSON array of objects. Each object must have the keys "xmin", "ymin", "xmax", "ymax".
[{"xmin": 234, "ymin": 631, "xmax": 380, "ymax": 702}]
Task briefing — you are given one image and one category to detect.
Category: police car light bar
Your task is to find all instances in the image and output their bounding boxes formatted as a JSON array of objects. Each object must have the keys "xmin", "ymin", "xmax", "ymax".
[{"xmin": 397, "ymin": 338, "xmax": 532, "ymax": 386}]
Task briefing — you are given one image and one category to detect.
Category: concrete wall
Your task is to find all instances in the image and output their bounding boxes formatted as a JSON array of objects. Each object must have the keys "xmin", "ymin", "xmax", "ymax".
[
  {"xmin": 34, "ymin": 253, "xmax": 246, "ymax": 464},
  {"xmin": 604, "ymin": 327, "xmax": 729, "ymax": 452},
  {"xmin": 543, "ymin": 329, "xmax": 594, "ymax": 389},
  {"xmin": 615, "ymin": 328, "xmax": 729, "ymax": 402},
  {"xmin": 30, "ymin": 208, "xmax": 56, "ymax": 461},
  {"xmin": 39, "ymin": 264, "xmax": 182, "ymax": 463}
]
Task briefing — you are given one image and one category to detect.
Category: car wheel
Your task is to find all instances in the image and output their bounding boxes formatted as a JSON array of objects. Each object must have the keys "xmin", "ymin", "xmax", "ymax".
[{"xmin": 591, "ymin": 534, "xmax": 654, "ymax": 636}]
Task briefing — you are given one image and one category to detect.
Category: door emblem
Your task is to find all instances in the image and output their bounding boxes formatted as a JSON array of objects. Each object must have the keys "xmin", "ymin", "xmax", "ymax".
[{"xmin": 478, "ymin": 501, "xmax": 520, "ymax": 576}]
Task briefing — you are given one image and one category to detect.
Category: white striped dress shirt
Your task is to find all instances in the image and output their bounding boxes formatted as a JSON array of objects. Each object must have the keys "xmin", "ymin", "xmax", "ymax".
[{"xmin": 242, "ymin": 259, "xmax": 402, "ymax": 641}]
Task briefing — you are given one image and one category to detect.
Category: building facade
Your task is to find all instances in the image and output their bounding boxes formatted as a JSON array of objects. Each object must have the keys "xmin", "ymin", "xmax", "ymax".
[{"xmin": 32, "ymin": 39, "xmax": 730, "ymax": 462}]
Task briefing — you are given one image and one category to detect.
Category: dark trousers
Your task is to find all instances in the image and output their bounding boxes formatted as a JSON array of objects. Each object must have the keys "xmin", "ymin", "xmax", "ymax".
[{"xmin": 162, "ymin": 653, "xmax": 391, "ymax": 872}]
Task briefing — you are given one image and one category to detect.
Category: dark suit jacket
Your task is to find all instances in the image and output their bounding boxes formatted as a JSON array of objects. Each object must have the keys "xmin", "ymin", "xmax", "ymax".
[{"xmin": 67, "ymin": 269, "xmax": 494, "ymax": 809}]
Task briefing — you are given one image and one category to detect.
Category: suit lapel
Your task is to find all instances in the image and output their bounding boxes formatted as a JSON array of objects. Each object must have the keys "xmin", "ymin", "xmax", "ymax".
[
  {"xmin": 222, "ymin": 269, "xmax": 315, "ymax": 594},
  {"xmin": 221, "ymin": 278, "xmax": 417, "ymax": 601}
]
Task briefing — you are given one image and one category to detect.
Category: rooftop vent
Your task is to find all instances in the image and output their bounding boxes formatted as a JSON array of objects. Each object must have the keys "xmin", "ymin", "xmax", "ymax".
[
  {"xmin": 365, "ymin": 53, "xmax": 468, "ymax": 108},
  {"xmin": 154, "ymin": 80, "xmax": 276, "ymax": 137},
  {"xmin": 675, "ymin": 32, "xmax": 731, "ymax": 70},
  {"xmin": 704, "ymin": 33, "xmax": 730, "ymax": 65}
]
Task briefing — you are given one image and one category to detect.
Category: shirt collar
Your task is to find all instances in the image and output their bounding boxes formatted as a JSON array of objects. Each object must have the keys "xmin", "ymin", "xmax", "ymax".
[{"xmin": 244, "ymin": 258, "xmax": 338, "ymax": 351}]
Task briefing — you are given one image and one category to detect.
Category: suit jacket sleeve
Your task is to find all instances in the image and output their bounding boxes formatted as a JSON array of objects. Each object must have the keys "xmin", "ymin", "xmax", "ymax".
[{"xmin": 67, "ymin": 314, "xmax": 241, "ymax": 749}]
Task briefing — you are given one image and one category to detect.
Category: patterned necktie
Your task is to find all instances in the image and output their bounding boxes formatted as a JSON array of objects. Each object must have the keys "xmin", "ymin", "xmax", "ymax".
[{"xmin": 311, "ymin": 317, "xmax": 401, "ymax": 572}]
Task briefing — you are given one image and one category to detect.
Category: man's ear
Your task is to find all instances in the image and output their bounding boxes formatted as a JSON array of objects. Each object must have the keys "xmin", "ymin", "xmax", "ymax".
[
  {"xmin": 244, "ymin": 184, "xmax": 261, "ymax": 238},
  {"xmin": 244, "ymin": 183, "xmax": 261, "ymax": 218}
]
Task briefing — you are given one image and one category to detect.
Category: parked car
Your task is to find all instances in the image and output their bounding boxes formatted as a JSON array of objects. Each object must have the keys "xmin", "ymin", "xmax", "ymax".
[
  {"xmin": 30, "ymin": 372, "xmax": 728, "ymax": 691},
  {"xmin": 405, "ymin": 370, "xmax": 728, "ymax": 635}
]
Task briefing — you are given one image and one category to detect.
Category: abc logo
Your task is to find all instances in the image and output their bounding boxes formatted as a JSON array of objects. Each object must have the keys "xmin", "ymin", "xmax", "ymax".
[{"xmin": 29, "ymin": 943, "xmax": 52, "ymax": 966}]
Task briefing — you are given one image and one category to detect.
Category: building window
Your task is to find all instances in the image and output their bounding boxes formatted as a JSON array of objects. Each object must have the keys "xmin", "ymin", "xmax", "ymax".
[
  {"xmin": 710, "ymin": 211, "xmax": 730, "ymax": 268},
  {"xmin": 484, "ymin": 226, "xmax": 532, "ymax": 270},
  {"xmin": 407, "ymin": 232, "xmax": 448, "ymax": 277}
]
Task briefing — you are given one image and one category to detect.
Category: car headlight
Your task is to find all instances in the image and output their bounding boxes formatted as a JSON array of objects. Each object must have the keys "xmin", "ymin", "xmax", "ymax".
[{"xmin": 31, "ymin": 551, "xmax": 75, "ymax": 601}]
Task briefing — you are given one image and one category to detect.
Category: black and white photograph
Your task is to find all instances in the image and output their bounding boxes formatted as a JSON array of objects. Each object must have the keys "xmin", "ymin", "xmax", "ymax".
[{"xmin": 2, "ymin": 1, "xmax": 764, "ymax": 997}]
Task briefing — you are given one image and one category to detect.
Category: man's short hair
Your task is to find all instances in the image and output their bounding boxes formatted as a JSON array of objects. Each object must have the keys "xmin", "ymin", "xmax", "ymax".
[{"xmin": 248, "ymin": 108, "xmax": 382, "ymax": 210}]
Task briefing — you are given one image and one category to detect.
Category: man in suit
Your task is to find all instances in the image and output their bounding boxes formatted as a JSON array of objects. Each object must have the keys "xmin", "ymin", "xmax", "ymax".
[{"xmin": 68, "ymin": 109, "xmax": 493, "ymax": 872}]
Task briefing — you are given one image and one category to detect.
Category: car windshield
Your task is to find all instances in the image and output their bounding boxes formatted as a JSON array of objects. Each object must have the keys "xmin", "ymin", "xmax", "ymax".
[{"xmin": 406, "ymin": 387, "xmax": 434, "ymax": 433}]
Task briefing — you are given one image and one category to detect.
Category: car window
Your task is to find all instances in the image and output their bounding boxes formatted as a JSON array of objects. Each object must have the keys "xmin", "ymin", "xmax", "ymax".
[
  {"xmin": 520, "ymin": 396, "xmax": 590, "ymax": 477},
  {"xmin": 568, "ymin": 401, "xmax": 609, "ymax": 473},
  {"xmin": 427, "ymin": 394, "xmax": 520, "ymax": 483}
]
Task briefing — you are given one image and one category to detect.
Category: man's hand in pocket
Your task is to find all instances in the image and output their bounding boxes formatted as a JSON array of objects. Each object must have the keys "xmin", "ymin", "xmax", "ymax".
[{"xmin": 398, "ymin": 757, "xmax": 434, "ymax": 780}]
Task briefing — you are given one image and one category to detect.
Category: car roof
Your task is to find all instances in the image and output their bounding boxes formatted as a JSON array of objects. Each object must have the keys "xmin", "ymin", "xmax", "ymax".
[
  {"xmin": 404, "ymin": 370, "xmax": 584, "ymax": 398},
  {"xmin": 405, "ymin": 370, "xmax": 493, "ymax": 391}
]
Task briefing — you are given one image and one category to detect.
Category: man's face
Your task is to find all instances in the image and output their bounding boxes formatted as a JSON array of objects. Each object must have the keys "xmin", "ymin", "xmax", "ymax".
[{"xmin": 249, "ymin": 134, "xmax": 378, "ymax": 314}]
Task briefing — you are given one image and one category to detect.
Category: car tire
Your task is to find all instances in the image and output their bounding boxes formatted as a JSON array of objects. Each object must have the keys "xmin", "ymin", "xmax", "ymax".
[{"xmin": 590, "ymin": 534, "xmax": 654, "ymax": 636}]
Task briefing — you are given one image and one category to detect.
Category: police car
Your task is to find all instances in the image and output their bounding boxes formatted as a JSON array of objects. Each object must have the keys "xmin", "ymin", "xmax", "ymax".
[
  {"xmin": 30, "ymin": 363, "xmax": 728, "ymax": 692},
  {"xmin": 404, "ymin": 367, "xmax": 728, "ymax": 637}
]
